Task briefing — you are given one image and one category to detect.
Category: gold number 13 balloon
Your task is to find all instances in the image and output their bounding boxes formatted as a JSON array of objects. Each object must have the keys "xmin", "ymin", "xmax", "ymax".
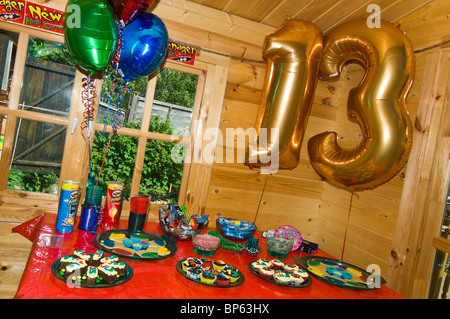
[{"xmin": 246, "ymin": 18, "xmax": 415, "ymax": 192}]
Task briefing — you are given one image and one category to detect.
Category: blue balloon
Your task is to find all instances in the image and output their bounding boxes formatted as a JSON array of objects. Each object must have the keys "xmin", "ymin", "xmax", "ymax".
[{"xmin": 118, "ymin": 12, "xmax": 168, "ymax": 82}]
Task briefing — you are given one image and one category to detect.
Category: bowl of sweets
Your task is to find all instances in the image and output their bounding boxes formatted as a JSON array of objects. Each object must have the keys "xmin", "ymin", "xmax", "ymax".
[
  {"xmin": 265, "ymin": 234, "xmax": 295, "ymax": 259},
  {"xmin": 159, "ymin": 201, "xmax": 209, "ymax": 241}
]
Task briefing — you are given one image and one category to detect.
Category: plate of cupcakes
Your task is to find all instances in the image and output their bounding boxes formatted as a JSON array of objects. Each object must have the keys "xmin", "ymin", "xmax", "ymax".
[
  {"xmin": 51, "ymin": 249, "xmax": 133, "ymax": 288},
  {"xmin": 248, "ymin": 257, "xmax": 312, "ymax": 288},
  {"xmin": 176, "ymin": 257, "xmax": 245, "ymax": 287}
]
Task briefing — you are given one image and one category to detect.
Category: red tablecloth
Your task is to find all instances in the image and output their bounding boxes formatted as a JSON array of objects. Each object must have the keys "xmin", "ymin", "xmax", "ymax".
[{"xmin": 12, "ymin": 214, "xmax": 404, "ymax": 299}]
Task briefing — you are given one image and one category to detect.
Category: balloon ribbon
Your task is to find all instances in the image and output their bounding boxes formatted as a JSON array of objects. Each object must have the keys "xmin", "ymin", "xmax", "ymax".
[{"xmin": 340, "ymin": 190, "xmax": 359, "ymax": 261}]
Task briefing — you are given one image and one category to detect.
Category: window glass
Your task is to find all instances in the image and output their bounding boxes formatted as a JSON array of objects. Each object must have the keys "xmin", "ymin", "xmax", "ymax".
[
  {"xmin": 0, "ymin": 30, "xmax": 18, "ymax": 162},
  {"xmin": 140, "ymin": 117, "xmax": 186, "ymax": 203},
  {"xmin": 6, "ymin": 36, "xmax": 75, "ymax": 194},
  {"xmin": 89, "ymin": 130, "xmax": 139, "ymax": 201},
  {"xmin": 0, "ymin": 30, "xmax": 18, "ymax": 106},
  {"xmin": 98, "ymin": 65, "xmax": 148, "ymax": 128},
  {"xmin": 20, "ymin": 37, "xmax": 76, "ymax": 116},
  {"xmin": 151, "ymin": 67, "xmax": 198, "ymax": 137},
  {"xmin": 7, "ymin": 119, "xmax": 66, "ymax": 194}
]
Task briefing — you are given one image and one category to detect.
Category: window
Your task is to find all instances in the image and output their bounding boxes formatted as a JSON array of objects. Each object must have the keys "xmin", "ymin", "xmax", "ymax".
[
  {"xmin": 5, "ymin": 36, "xmax": 75, "ymax": 193},
  {"xmin": 0, "ymin": 24, "xmax": 230, "ymax": 220}
]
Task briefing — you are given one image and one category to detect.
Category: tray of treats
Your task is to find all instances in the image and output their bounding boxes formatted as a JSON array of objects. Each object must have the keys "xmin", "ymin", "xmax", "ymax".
[
  {"xmin": 295, "ymin": 256, "xmax": 387, "ymax": 290},
  {"xmin": 93, "ymin": 229, "xmax": 177, "ymax": 261},
  {"xmin": 248, "ymin": 258, "xmax": 312, "ymax": 288},
  {"xmin": 176, "ymin": 257, "xmax": 245, "ymax": 288},
  {"xmin": 51, "ymin": 249, "xmax": 133, "ymax": 288}
]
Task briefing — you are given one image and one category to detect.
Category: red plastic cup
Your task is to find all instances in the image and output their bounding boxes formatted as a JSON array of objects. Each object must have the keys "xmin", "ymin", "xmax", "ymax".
[{"xmin": 128, "ymin": 197, "xmax": 150, "ymax": 231}]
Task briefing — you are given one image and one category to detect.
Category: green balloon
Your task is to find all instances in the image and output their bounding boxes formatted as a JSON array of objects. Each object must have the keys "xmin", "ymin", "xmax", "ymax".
[{"xmin": 64, "ymin": 0, "xmax": 118, "ymax": 75}]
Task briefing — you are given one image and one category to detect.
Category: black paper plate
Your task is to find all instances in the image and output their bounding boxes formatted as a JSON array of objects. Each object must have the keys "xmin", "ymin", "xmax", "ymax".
[
  {"xmin": 176, "ymin": 258, "xmax": 245, "ymax": 288},
  {"xmin": 93, "ymin": 229, "xmax": 177, "ymax": 261},
  {"xmin": 51, "ymin": 254, "xmax": 133, "ymax": 288},
  {"xmin": 247, "ymin": 260, "xmax": 312, "ymax": 288},
  {"xmin": 295, "ymin": 256, "xmax": 387, "ymax": 290}
]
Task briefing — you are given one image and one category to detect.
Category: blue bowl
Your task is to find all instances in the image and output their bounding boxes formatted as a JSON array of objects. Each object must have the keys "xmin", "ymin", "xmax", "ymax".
[{"xmin": 216, "ymin": 217, "xmax": 257, "ymax": 242}]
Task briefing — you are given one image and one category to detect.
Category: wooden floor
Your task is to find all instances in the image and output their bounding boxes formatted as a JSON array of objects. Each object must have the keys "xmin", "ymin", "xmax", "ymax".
[{"xmin": 0, "ymin": 221, "xmax": 32, "ymax": 299}]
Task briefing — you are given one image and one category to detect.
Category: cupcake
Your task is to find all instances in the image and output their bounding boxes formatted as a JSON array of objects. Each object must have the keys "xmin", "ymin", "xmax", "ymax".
[
  {"xmin": 86, "ymin": 266, "xmax": 98, "ymax": 285},
  {"xmin": 187, "ymin": 267, "xmax": 202, "ymax": 281},
  {"xmin": 140, "ymin": 241, "xmax": 149, "ymax": 250},
  {"xmin": 98, "ymin": 264, "xmax": 119, "ymax": 284},
  {"xmin": 200, "ymin": 269, "xmax": 216, "ymax": 285},
  {"xmin": 251, "ymin": 261, "xmax": 267, "ymax": 271},
  {"xmin": 228, "ymin": 270, "xmax": 240, "ymax": 283},
  {"xmin": 290, "ymin": 273, "xmax": 304, "ymax": 286},
  {"xmin": 259, "ymin": 267, "xmax": 275, "ymax": 280},
  {"xmin": 216, "ymin": 273, "xmax": 230, "ymax": 286},
  {"xmin": 342, "ymin": 272, "xmax": 353, "ymax": 280},
  {"xmin": 101, "ymin": 255, "xmax": 118, "ymax": 265},
  {"xmin": 123, "ymin": 239, "xmax": 133, "ymax": 248},
  {"xmin": 187, "ymin": 257, "xmax": 203, "ymax": 268},
  {"xmin": 111, "ymin": 261, "xmax": 126, "ymax": 276},
  {"xmin": 200, "ymin": 257, "xmax": 213, "ymax": 268},
  {"xmin": 273, "ymin": 272, "xmax": 291, "ymax": 284},
  {"xmin": 270, "ymin": 259, "xmax": 284, "ymax": 270},
  {"xmin": 59, "ymin": 255, "xmax": 75, "ymax": 270},
  {"xmin": 326, "ymin": 266, "xmax": 336, "ymax": 275},
  {"xmin": 182, "ymin": 258, "xmax": 202, "ymax": 272},
  {"xmin": 283, "ymin": 263, "xmax": 299, "ymax": 273},
  {"xmin": 294, "ymin": 268, "xmax": 309, "ymax": 278},
  {"xmin": 212, "ymin": 260, "xmax": 226, "ymax": 271},
  {"xmin": 91, "ymin": 250, "xmax": 104, "ymax": 267}
]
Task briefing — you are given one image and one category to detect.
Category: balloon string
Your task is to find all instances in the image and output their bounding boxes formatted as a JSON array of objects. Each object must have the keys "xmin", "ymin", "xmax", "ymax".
[
  {"xmin": 92, "ymin": 132, "xmax": 114, "ymax": 204},
  {"xmin": 253, "ymin": 174, "xmax": 269, "ymax": 225},
  {"xmin": 90, "ymin": 23, "xmax": 126, "ymax": 202},
  {"xmin": 340, "ymin": 190, "xmax": 359, "ymax": 261}
]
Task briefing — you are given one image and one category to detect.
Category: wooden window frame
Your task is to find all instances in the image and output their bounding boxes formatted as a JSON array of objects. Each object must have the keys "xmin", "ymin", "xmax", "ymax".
[{"xmin": 0, "ymin": 21, "xmax": 230, "ymax": 220}]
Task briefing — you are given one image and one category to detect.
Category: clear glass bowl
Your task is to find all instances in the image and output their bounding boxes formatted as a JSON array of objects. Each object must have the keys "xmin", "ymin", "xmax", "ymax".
[
  {"xmin": 266, "ymin": 235, "xmax": 295, "ymax": 259},
  {"xmin": 192, "ymin": 233, "xmax": 220, "ymax": 256}
]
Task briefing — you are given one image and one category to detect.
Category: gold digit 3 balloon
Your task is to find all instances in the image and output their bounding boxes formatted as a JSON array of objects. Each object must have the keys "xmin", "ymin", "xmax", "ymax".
[
  {"xmin": 245, "ymin": 17, "xmax": 323, "ymax": 170},
  {"xmin": 308, "ymin": 19, "xmax": 415, "ymax": 191}
]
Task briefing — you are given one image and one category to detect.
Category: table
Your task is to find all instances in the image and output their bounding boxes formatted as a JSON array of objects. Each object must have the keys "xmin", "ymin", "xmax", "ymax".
[{"xmin": 12, "ymin": 213, "xmax": 405, "ymax": 299}]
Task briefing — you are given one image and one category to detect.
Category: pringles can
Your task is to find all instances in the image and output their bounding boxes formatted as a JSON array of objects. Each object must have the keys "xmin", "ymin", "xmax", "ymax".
[
  {"xmin": 56, "ymin": 180, "xmax": 80, "ymax": 233},
  {"xmin": 100, "ymin": 181, "xmax": 124, "ymax": 230}
]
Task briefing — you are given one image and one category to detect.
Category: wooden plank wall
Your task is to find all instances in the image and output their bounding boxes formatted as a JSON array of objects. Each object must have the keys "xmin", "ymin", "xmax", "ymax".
[
  {"xmin": 205, "ymin": 0, "xmax": 450, "ymax": 286},
  {"xmin": 0, "ymin": 0, "xmax": 449, "ymax": 299}
]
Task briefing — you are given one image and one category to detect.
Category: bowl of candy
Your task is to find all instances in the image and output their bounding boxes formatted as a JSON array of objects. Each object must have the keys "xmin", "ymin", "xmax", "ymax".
[
  {"xmin": 159, "ymin": 201, "xmax": 209, "ymax": 241},
  {"xmin": 192, "ymin": 233, "xmax": 220, "ymax": 256},
  {"xmin": 266, "ymin": 234, "xmax": 295, "ymax": 259},
  {"xmin": 216, "ymin": 217, "xmax": 257, "ymax": 242}
]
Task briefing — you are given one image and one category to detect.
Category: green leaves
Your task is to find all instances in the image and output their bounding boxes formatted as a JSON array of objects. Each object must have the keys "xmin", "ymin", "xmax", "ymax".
[{"xmin": 90, "ymin": 115, "xmax": 184, "ymax": 202}]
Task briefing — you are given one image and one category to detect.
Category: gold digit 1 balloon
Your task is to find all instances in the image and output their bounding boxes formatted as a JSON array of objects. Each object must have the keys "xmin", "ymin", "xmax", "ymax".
[
  {"xmin": 308, "ymin": 19, "xmax": 415, "ymax": 191},
  {"xmin": 245, "ymin": 17, "xmax": 323, "ymax": 170}
]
